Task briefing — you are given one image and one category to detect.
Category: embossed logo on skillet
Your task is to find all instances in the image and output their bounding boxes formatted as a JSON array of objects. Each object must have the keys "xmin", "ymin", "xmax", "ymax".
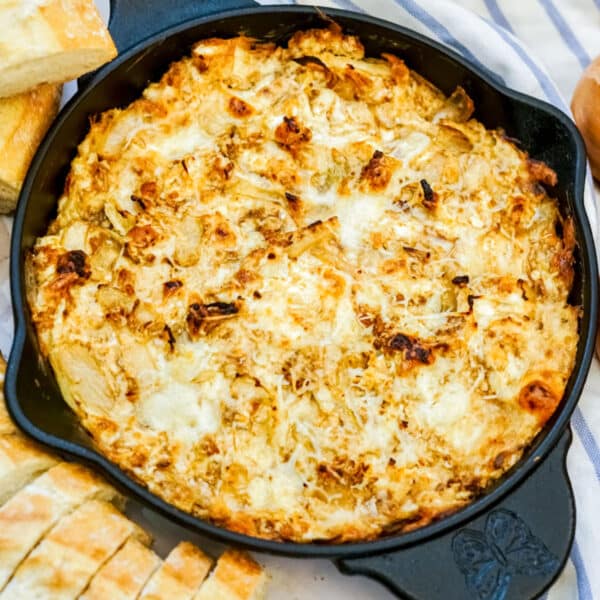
[{"xmin": 452, "ymin": 509, "xmax": 558, "ymax": 599}]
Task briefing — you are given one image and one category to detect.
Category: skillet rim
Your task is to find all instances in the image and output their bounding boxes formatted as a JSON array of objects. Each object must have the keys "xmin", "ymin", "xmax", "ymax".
[{"xmin": 5, "ymin": 5, "xmax": 598, "ymax": 557}]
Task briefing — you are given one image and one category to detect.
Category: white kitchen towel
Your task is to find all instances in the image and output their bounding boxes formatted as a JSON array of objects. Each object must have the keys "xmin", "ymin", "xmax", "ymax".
[{"xmin": 1, "ymin": 0, "xmax": 599, "ymax": 599}]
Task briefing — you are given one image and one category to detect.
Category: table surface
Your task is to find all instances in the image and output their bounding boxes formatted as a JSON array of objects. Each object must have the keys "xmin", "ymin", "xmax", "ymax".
[{"xmin": 1, "ymin": 0, "xmax": 599, "ymax": 598}]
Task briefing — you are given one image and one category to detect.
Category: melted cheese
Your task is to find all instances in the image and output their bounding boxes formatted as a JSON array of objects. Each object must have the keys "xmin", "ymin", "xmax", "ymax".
[{"xmin": 27, "ymin": 27, "xmax": 579, "ymax": 543}]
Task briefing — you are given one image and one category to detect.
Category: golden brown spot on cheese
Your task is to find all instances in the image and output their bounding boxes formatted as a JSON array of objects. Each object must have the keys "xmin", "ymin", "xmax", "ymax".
[
  {"xmin": 387, "ymin": 333, "xmax": 433, "ymax": 364},
  {"xmin": 163, "ymin": 279, "xmax": 183, "ymax": 298},
  {"xmin": 125, "ymin": 225, "xmax": 160, "ymax": 263},
  {"xmin": 192, "ymin": 54, "xmax": 208, "ymax": 73},
  {"xmin": 518, "ymin": 380, "xmax": 560, "ymax": 424},
  {"xmin": 360, "ymin": 150, "xmax": 392, "ymax": 191},
  {"xmin": 140, "ymin": 181, "xmax": 157, "ymax": 198},
  {"xmin": 228, "ymin": 96, "xmax": 254, "ymax": 118},
  {"xmin": 186, "ymin": 301, "xmax": 239, "ymax": 339},
  {"xmin": 274, "ymin": 116, "xmax": 312, "ymax": 154},
  {"xmin": 56, "ymin": 250, "xmax": 90, "ymax": 279},
  {"xmin": 116, "ymin": 268, "xmax": 135, "ymax": 296}
]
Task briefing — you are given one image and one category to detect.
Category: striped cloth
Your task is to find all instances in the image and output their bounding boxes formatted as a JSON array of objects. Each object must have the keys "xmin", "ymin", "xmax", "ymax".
[{"xmin": 0, "ymin": 1, "xmax": 597, "ymax": 598}]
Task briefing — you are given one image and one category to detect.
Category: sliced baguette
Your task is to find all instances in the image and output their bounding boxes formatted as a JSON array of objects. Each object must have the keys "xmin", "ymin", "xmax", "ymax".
[
  {"xmin": 0, "ymin": 359, "xmax": 15, "ymax": 435},
  {"xmin": 80, "ymin": 538, "xmax": 161, "ymax": 600},
  {"xmin": 0, "ymin": 499, "xmax": 150, "ymax": 600},
  {"xmin": 0, "ymin": 462, "xmax": 122, "ymax": 591},
  {"xmin": 194, "ymin": 550, "xmax": 266, "ymax": 600},
  {"xmin": 0, "ymin": 0, "xmax": 117, "ymax": 98},
  {"xmin": 138, "ymin": 541, "xmax": 213, "ymax": 600},
  {"xmin": 0, "ymin": 435, "xmax": 57, "ymax": 505},
  {"xmin": 0, "ymin": 83, "xmax": 61, "ymax": 213}
]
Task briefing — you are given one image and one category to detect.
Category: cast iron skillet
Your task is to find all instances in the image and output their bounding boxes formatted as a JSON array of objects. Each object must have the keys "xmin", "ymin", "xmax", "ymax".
[{"xmin": 5, "ymin": 1, "xmax": 599, "ymax": 598}]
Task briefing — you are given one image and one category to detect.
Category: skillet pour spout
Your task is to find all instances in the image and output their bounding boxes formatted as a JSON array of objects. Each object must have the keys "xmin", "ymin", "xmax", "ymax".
[{"xmin": 5, "ymin": 2, "xmax": 597, "ymax": 599}]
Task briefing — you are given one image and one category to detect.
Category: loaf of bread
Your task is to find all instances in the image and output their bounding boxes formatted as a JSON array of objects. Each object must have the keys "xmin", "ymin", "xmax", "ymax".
[
  {"xmin": 0, "ymin": 0, "xmax": 116, "ymax": 98},
  {"xmin": 0, "ymin": 83, "xmax": 61, "ymax": 213}
]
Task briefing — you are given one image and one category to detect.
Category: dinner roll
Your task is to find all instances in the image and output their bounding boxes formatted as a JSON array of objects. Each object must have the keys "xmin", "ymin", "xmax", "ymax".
[{"xmin": 571, "ymin": 56, "xmax": 600, "ymax": 181}]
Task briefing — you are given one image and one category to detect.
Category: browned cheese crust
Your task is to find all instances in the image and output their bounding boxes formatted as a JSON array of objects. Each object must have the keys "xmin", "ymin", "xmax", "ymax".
[{"xmin": 27, "ymin": 25, "xmax": 579, "ymax": 542}]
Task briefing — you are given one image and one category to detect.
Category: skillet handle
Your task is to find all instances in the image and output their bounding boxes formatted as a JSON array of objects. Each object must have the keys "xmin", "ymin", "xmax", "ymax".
[
  {"xmin": 337, "ymin": 429, "xmax": 574, "ymax": 600},
  {"xmin": 108, "ymin": 0, "xmax": 259, "ymax": 52}
]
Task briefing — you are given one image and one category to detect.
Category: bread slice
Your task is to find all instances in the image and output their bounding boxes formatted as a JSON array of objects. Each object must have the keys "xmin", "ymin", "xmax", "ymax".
[
  {"xmin": 194, "ymin": 550, "xmax": 266, "ymax": 600},
  {"xmin": 80, "ymin": 538, "xmax": 161, "ymax": 600},
  {"xmin": 0, "ymin": 462, "xmax": 121, "ymax": 591},
  {"xmin": 0, "ymin": 0, "xmax": 117, "ymax": 98},
  {"xmin": 1, "ymin": 499, "xmax": 150, "ymax": 600},
  {"xmin": 0, "ymin": 83, "xmax": 61, "ymax": 213},
  {"xmin": 0, "ymin": 434, "xmax": 57, "ymax": 506},
  {"xmin": 138, "ymin": 541, "xmax": 213, "ymax": 600},
  {"xmin": 0, "ymin": 359, "xmax": 15, "ymax": 435}
]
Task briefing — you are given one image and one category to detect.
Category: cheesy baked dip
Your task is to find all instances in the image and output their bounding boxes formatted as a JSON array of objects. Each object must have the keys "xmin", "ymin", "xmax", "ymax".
[{"xmin": 27, "ymin": 25, "xmax": 579, "ymax": 542}]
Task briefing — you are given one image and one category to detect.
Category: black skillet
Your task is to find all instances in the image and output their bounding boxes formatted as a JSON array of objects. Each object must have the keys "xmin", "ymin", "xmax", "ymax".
[{"xmin": 5, "ymin": 2, "xmax": 599, "ymax": 599}]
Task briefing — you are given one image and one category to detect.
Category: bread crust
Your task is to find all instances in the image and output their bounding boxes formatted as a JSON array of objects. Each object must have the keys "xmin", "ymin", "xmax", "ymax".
[
  {"xmin": 80, "ymin": 538, "xmax": 161, "ymax": 600},
  {"xmin": 0, "ymin": 83, "xmax": 61, "ymax": 212},
  {"xmin": 194, "ymin": 550, "xmax": 266, "ymax": 600},
  {"xmin": 0, "ymin": 434, "xmax": 57, "ymax": 505},
  {"xmin": 0, "ymin": 0, "xmax": 116, "ymax": 98},
  {"xmin": 138, "ymin": 542, "xmax": 212, "ymax": 600}
]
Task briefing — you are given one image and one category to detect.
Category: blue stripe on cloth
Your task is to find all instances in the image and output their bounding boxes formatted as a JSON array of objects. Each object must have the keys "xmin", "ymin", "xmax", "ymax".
[
  {"xmin": 538, "ymin": 0, "xmax": 591, "ymax": 69},
  {"xmin": 483, "ymin": 0, "xmax": 514, "ymax": 32},
  {"xmin": 480, "ymin": 0, "xmax": 562, "ymax": 103},
  {"xmin": 390, "ymin": 0, "xmax": 500, "ymax": 81},
  {"xmin": 572, "ymin": 540, "xmax": 594, "ymax": 600},
  {"xmin": 572, "ymin": 407, "xmax": 600, "ymax": 483}
]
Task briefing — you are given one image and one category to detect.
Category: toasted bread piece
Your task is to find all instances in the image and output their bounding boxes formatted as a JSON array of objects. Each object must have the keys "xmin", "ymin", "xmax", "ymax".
[
  {"xmin": 1, "ymin": 499, "xmax": 150, "ymax": 600},
  {"xmin": 80, "ymin": 538, "xmax": 161, "ymax": 600},
  {"xmin": 194, "ymin": 550, "xmax": 266, "ymax": 600},
  {"xmin": 0, "ymin": 463, "xmax": 121, "ymax": 591},
  {"xmin": 0, "ymin": 84, "xmax": 61, "ymax": 212},
  {"xmin": 0, "ymin": 359, "xmax": 15, "ymax": 435},
  {"xmin": 0, "ymin": 435, "xmax": 56, "ymax": 506},
  {"xmin": 0, "ymin": 0, "xmax": 117, "ymax": 98},
  {"xmin": 138, "ymin": 542, "xmax": 213, "ymax": 600}
]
